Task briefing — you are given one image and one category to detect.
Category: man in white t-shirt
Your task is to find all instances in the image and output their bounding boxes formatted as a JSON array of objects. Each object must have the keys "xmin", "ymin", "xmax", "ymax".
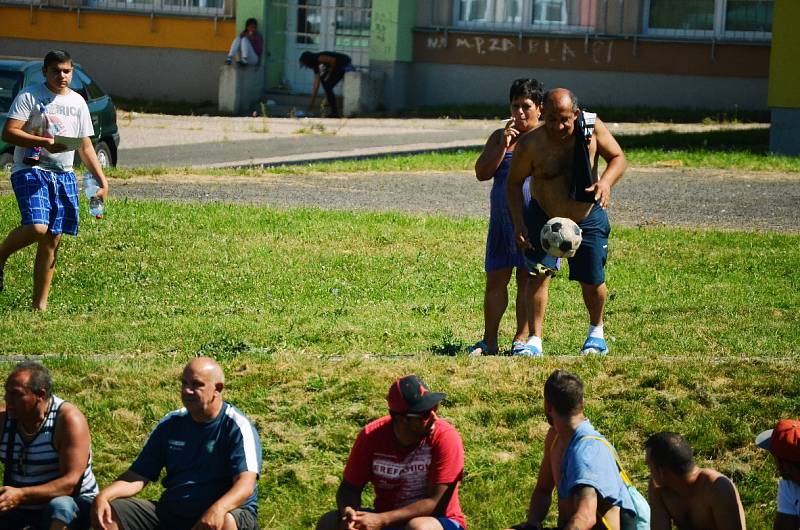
[
  {"xmin": 0, "ymin": 50, "xmax": 108, "ymax": 311},
  {"xmin": 756, "ymin": 419, "xmax": 800, "ymax": 530}
]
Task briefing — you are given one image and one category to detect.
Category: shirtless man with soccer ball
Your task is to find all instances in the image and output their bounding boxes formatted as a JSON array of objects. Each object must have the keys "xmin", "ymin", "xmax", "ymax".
[{"xmin": 506, "ymin": 88, "xmax": 627, "ymax": 356}]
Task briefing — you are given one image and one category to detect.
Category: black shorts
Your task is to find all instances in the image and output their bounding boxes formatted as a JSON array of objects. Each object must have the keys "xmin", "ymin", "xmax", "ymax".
[
  {"xmin": 110, "ymin": 498, "xmax": 258, "ymax": 530},
  {"xmin": 524, "ymin": 200, "xmax": 610, "ymax": 286}
]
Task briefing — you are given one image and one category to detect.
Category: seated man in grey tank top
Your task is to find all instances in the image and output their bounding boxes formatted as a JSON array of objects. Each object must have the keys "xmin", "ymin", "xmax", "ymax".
[{"xmin": 0, "ymin": 361, "xmax": 98, "ymax": 530}]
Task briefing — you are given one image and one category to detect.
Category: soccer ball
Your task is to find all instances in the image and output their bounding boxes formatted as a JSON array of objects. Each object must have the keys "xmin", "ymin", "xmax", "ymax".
[{"xmin": 540, "ymin": 217, "xmax": 582, "ymax": 258}]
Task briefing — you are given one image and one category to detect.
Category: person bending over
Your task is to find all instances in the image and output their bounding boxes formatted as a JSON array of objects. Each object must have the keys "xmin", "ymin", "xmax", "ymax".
[
  {"xmin": 299, "ymin": 51, "xmax": 352, "ymax": 118},
  {"xmin": 506, "ymin": 88, "xmax": 626, "ymax": 356}
]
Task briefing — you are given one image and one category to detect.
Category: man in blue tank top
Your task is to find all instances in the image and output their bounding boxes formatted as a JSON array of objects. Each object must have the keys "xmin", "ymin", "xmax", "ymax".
[
  {"xmin": 507, "ymin": 370, "xmax": 637, "ymax": 530},
  {"xmin": 0, "ymin": 361, "xmax": 98, "ymax": 530},
  {"xmin": 91, "ymin": 357, "xmax": 262, "ymax": 530}
]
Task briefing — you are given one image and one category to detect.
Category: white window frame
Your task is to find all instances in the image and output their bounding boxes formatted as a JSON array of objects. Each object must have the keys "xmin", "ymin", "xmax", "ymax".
[
  {"xmin": 453, "ymin": 0, "xmax": 500, "ymax": 27},
  {"xmin": 533, "ymin": 0, "xmax": 567, "ymax": 25},
  {"xmin": 643, "ymin": 0, "xmax": 771, "ymax": 41},
  {"xmin": 453, "ymin": 0, "xmax": 588, "ymax": 32}
]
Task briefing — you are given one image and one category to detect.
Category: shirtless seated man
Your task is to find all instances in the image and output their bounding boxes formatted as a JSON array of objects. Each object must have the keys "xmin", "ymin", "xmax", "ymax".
[
  {"xmin": 506, "ymin": 88, "xmax": 626, "ymax": 356},
  {"xmin": 645, "ymin": 432, "xmax": 746, "ymax": 530}
]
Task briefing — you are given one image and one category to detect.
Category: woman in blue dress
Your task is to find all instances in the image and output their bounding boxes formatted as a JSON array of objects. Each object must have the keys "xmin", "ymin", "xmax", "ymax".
[{"xmin": 469, "ymin": 78, "xmax": 544, "ymax": 356}]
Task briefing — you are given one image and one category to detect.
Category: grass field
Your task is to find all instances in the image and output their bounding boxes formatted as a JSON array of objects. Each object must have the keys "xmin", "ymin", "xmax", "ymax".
[{"xmin": 0, "ymin": 196, "xmax": 798, "ymax": 529}]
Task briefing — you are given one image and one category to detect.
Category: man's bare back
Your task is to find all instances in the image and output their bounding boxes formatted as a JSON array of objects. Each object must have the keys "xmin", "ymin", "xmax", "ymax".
[{"xmin": 650, "ymin": 468, "xmax": 746, "ymax": 530}]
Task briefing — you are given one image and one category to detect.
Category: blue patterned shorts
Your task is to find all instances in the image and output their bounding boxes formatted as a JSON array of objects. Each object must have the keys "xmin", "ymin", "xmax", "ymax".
[{"xmin": 10, "ymin": 167, "xmax": 79, "ymax": 236}]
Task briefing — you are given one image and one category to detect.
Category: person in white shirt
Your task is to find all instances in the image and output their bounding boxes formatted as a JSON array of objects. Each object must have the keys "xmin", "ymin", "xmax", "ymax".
[
  {"xmin": 0, "ymin": 50, "xmax": 108, "ymax": 311},
  {"xmin": 756, "ymin": 419, "xmax": 800, "ymax": 530}
]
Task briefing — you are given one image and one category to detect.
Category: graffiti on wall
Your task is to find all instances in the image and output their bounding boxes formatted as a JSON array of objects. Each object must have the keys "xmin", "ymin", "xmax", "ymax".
[
  {"xmin": 371, "ymin": 10, "xmax": 394, "ymax": 58},
  {"xmin": 425, "ymin": 34, "xmax": 614, "ymax": 65}
]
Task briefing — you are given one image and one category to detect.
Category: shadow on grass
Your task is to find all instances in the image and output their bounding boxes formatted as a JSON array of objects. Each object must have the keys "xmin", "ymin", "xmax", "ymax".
[
  {"xmin": 195, "ymin": 333, "xmax": 253, "ymax": 360},
  {"xmin": 431, "ymin": 331, "xmax": 466, "ymax": 357},
  {"xmin": 617, "ymin": 127, "xmax": 770, "ymax": 153}
]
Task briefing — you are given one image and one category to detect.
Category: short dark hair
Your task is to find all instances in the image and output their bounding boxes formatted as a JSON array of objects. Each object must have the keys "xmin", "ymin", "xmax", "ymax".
[
  {"xmin": 10, "ymin": 361, "xmax": 53, "ymax": 398},
  {"xmin": 245, "ymin": 17, "xmax": 257, "ymax": 27},
  {"xmin": 299, "ymin": 51, "xmax": 316, "ymax": 68},
  {"xmin": 645, "ymin": 432, "xmax": 696, "ymax": 476},
  {"xmin": 544, "ymin": 88, "xmax": 578, "ymax": 113},
  {"xmin": 509, "ymin": 78, "xmax": 544, "ymax": 105},
  {"xmin": 543, "ymin": 370, "xmax": 584, "ymax": 417},
  {"xmin": 43, "ymin": 50, "xmax": 72, "ymax": 70}
]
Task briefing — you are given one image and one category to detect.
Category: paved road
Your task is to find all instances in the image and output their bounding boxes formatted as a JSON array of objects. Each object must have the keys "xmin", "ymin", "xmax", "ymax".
[
  {"xmin": 116, "ymin": 114, "xmax": 496, "ymax": 168},
  {"xmin": 118, "ymin": 130, "xmax": 487, "ymax": 168},
  {"xmin": 114, "ymin": 113, "xmax": 769, "ymax": 169}
]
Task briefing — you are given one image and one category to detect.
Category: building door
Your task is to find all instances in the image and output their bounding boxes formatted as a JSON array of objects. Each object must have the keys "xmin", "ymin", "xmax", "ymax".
[{"xmin": 284, "ymin": 0, "xmax": 371, "ymax": 95}]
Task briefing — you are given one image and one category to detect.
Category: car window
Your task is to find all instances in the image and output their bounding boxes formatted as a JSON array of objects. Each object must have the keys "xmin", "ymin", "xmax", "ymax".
[
  {"xmin": 25, "ymin": 67, "xmax": 45, "ymax": 87},
  {"xmin": 0, "ymin": 71, "xmax": 23, "ymax": 113},
  {"xmin": 69, "ymin": 71, "xmax": 88, "ymax": 101},
  {"xmin": 77, "ymin": 68, "xmax": 106, "ymax": 101},
  {"xmin": 88, "ymin": 83, "xmax": 104, "ymax": 100}
]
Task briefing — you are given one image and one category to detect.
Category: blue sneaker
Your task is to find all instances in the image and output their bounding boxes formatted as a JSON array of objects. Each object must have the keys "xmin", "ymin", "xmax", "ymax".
[
  {"xmin": 513, "ymin": 342, "xmax": 543, "ymax": 358},
  {"xmin": 580, "ymin": 337, "xmax": 609, "ymax": 356}
]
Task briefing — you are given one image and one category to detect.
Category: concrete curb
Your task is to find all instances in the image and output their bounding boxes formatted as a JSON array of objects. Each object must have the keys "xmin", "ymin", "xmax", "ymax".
[{"xmin": 192, "ymin": 139, "xmax": 485, "ymax": 169}]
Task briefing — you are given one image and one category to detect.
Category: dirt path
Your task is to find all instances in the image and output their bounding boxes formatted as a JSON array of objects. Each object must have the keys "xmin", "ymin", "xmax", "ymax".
[{"xmin": 108, "ymin": 166, "xmax": 800, "ymax": 232}]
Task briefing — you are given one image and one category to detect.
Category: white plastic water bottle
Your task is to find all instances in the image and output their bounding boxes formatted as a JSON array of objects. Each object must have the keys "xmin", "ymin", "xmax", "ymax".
[{"xmin": 83, "ymin": 173, "xmax": 105, "ymax": 218}]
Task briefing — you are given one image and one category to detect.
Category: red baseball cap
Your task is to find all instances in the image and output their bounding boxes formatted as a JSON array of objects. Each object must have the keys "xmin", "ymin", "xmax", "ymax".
[
  {"xmin": 386, "ymin": 375, "xmax": 445, "ymax": 413},
  {"xmin": 756, "ymin": 419, "xmax": 800, "ymax": 462}
]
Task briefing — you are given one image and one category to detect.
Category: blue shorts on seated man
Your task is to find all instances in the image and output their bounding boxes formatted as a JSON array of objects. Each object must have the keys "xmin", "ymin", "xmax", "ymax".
[{"xmin": 0, "ymin": 494, "xmax": 94, "ymax": 530}]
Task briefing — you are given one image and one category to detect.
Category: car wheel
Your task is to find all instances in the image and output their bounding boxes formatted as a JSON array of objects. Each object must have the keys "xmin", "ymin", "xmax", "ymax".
[
  {"xmin": 0, "ymin": 152, "xmax": 12, "ymax": 173},
  {"xmin": 95, "ymin": 141, "xmax": 112, "ymax": 168}
]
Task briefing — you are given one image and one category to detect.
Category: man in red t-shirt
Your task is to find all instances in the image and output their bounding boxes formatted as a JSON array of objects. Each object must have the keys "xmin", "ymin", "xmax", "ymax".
[{"xmin": 316, "ymin": 375, "xmax": 466, "ymax": 530}]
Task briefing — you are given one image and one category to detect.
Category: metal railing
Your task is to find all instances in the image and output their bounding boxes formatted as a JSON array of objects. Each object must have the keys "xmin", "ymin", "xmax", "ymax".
[
  {"xmin": 1, "ymin": 0, "xmax": 232, "ymax": 17},
  {"xmin": 422, "ymin": 0, "xmax": 772, "ymax": 43}
]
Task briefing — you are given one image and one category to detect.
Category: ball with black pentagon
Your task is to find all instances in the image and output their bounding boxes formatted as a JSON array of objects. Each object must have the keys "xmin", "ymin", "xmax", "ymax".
[{"xmin": 540, "ymin": 217, "xmax": 582, "ymax": 258}]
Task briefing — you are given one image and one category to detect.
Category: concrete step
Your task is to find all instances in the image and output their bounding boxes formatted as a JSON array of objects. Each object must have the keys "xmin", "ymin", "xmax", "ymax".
[{"xmin": 262, "ymin": 91, "xmax": 342, "ymax": 118}]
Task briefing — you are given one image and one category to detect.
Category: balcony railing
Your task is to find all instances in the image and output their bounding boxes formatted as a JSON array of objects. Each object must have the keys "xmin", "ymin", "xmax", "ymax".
[{"xmin": 1, "ymin": 0, "xmax": 232, "ymax": 18}]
